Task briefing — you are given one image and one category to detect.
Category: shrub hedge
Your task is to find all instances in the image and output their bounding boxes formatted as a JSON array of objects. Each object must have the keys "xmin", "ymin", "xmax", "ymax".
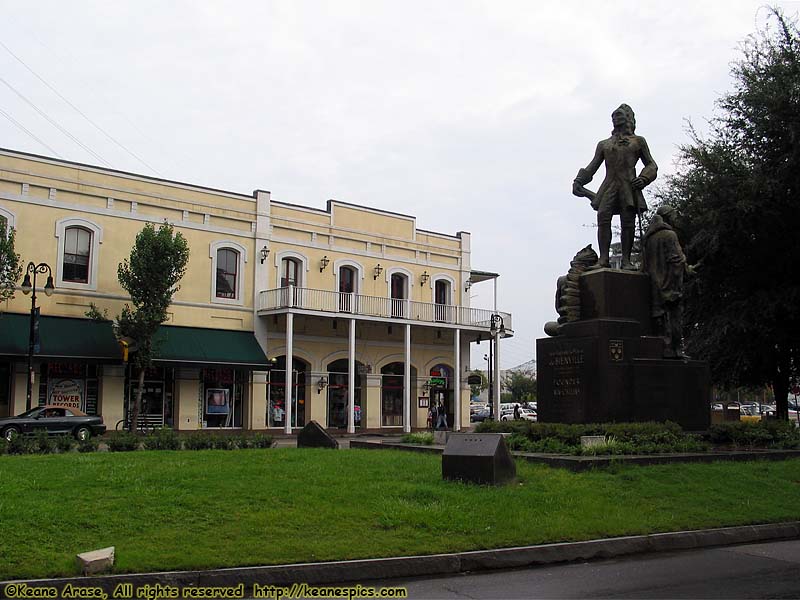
[{"xmin": 475, "ymin": 419, "xmax": 800, "ymax": 454}]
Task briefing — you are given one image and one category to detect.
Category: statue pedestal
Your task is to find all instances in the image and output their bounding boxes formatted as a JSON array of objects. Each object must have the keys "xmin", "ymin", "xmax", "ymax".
[{"xmin": 537, "ymin": 270, "xmax": 710, "ymax": 429}]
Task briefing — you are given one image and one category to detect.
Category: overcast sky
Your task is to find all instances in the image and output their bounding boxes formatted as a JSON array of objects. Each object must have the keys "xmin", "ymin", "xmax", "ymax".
[{"xmin": 1, "ymin": 1, "xmax": 796, "ymax": 370}]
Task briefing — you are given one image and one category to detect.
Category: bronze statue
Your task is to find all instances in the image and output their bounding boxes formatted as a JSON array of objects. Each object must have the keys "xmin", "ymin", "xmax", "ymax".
[
  {"xmin": 642, "ymin": 205, "xmax": 692, "ymax": 358},
  {"xmin": 573, "ymin": 104, "xmax": 658, "ymax": 270}
]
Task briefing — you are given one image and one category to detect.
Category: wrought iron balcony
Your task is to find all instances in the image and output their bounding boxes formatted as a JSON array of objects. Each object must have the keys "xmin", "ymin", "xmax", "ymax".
[{"xmin": 257, "ymin": 286, "xmax": 512, "ymax": 332}]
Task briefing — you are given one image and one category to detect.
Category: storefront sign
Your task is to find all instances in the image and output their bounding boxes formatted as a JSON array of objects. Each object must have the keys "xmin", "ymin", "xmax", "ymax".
[
  {"xmin": 48, "ymin": 378, "xmax": 84, "ymax": 409},
  {"xmin": 428, "ymin": 377, "xmax": 446, "ymax": 387}
]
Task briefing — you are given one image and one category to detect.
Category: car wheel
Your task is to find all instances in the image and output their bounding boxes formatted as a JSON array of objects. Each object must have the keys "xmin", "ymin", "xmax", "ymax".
[
  {"xmin": 3, "ymin": 426, "xmax": 20, "ymax": 441},
  {"xmin": 74, "ymin": 426, "xmax": 92, "ymax": 442}
]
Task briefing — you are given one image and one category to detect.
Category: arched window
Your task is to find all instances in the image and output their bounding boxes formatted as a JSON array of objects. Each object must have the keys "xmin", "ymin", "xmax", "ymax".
[
  {"xmin": 210, "ymin": 240, "xmax": 247, "ymax": 305},
  {"xmin": 326, "ymin": 358, "xmax": 366, "ymax": 428},
  {"xmin": 63, "ymin": 227, "xmax": 92, "ymax": 283},
  {"xmin": 215, "ymin": 248, "xmax": 238, "ymax": 299},
  {"xmin": 55, "ymin": 217, "xmax": 102, "ymax": 290}
]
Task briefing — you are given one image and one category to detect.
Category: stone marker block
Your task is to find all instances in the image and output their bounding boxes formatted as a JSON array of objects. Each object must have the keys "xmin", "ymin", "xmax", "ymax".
[
  {"xmin": 297, "ymin": 420, "xmax": 339, "ymax": 449},
  {"xmin": 76, "ymin": 546, "xmax": 115, "ymax": 575},
  {"xmin": 442, "ymin": 433, "xmax": 516, "ymax": 486},
  {"xmin": 581, "ymin": 435, "xmax": 606, "ymax": 448}
]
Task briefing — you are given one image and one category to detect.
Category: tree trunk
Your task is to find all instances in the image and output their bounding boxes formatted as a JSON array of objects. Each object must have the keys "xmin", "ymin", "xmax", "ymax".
[
  {"xmin": 130, "ymin": 367, "xmax": 145, "ymax": 432},
  {"xmin": 773, "ymin": 343, "xmax": 790, "ymax": 421}
]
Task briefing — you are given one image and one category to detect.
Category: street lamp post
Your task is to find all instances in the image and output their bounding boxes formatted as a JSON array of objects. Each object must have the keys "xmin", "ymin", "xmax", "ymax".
[
  {"xmin": 490, "ymin": 314, "xmax": 505, "ymax": 422},
  {"xmin": 21, "ymin": 262, "xmax": 55, "ymax": 411}
]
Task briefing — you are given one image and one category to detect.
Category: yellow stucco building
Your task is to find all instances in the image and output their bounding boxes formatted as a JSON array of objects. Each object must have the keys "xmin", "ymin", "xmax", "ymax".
[{"xmin": 0, "ymin": 148, "xmax": 512, "ymax": 435}]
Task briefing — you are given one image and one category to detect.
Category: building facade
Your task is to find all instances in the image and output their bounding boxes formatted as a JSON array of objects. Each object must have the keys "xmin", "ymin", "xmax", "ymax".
[{"xmin": 0, "ymin": 148, "xmax": 512, "ymax": 434}]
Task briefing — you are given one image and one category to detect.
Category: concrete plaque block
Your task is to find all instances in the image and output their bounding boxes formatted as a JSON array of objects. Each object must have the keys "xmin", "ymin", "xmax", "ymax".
[
  {"xmin": 442, "ymin": 433, "xmax": 516, "ymax": 486},
  {"xmin": 76, "ymin": 546, "xmax": 115, "ymax": 575},
  {"xmin": 297, "ymin": 420, "xmax": 339, "ymax": 449}
]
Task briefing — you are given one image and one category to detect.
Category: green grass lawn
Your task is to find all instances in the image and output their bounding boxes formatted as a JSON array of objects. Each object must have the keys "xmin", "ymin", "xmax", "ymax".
[{"xmin": 1, "ymin": 449, "xmax": 799, "ymax": 580}]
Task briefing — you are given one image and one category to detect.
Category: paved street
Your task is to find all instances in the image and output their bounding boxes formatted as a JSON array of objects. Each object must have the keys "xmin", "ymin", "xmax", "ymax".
[{"xmin": 364, "ymin": 539, "xmax": 800, "ymax": 599}]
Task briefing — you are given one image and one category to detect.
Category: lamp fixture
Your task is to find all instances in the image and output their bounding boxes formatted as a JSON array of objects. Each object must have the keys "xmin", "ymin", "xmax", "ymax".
[
  {"xmin": 373, "ymin": 263, "xmax": 383, "ymax": 279},
  {"xmin": 464, "ymin": 279, "xmax": 472, "ymax": 292},
  {"xmin": 259, "ymin": 246, "xmax": 270, "ymax": 264},
  {"xmin": 490, "ymin": 313, "xmax": 506, "ymax": 337},
  {"xmin": 319, "ymin": 255, "xmax": 330, "ymax": 272},
  {"xmin": 419, "ymin": 271, "xmax": 429, "ymax": 287},
  {"xmin": 317, "ymin": 376, "xmax": 329, "ymax": 394}
]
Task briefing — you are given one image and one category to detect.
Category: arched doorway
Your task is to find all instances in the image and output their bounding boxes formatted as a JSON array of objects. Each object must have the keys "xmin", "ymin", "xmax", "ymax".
[
  {"xmin": 429, "ymin": 364, "xmax": 453, "ymax": 429},
  {"xmin": 326, "ymin": 358, "xmax": 366, "ymax": 428},
  {"xmin": 381, "ymin": 362, "xmax": 417, "ymax": 427},
  {"xmin": 267, "ymin": 356, "xmax": 308, "ymax": 428}
]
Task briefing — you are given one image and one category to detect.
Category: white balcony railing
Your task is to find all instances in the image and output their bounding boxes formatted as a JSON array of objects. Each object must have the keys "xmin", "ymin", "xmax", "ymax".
[{"xmin": 258, "ymin": 286, "xmax": 512, "ymax": 331}]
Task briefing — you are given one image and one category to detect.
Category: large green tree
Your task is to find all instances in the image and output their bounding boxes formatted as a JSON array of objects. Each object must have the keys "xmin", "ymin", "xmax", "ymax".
[
  {"xmin": 656, "ymin": 7, "xmax": 800, "ymax": 419},
  {"xmin": 0, "ymin": 216, "xmax": 22, "ymax": 307},
  {"xmin": 117, "ymin": 223, "xmax": 189, "ymax": 431}
]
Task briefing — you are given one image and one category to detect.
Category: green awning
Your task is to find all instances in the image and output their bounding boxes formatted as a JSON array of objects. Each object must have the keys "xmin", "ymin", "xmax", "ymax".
[
  {"xmin": 0, "ymin": 314, "xmax": 269, "ymax": 369},
  {"xmin": 0, "ymin": 313, "xmax": 120, "ymax": 362},
  {"xmin": 153, "ymin": 325, "xmax": 269, "ymax": 369}
]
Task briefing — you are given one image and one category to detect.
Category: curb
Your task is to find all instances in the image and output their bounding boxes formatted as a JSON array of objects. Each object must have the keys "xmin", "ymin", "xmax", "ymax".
[{"xmin": 2, "ymin": 522, "xmax": 799, "ymax": 598}]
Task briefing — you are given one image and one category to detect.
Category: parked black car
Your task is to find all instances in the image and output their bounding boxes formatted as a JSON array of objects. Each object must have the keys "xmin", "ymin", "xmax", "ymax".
[{"xmin": 1, "ymin": 405, "xmax": 106, "ymax": 441}]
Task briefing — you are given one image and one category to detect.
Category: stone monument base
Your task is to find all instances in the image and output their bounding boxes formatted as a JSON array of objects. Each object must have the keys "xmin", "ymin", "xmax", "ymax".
[{"xmin": 537, "ymin": 270, "xmax": 710, "ymax": 430}]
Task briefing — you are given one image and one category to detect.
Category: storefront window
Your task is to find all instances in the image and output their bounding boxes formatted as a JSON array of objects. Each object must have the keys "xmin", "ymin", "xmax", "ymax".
[
  {"xmin": 381, "ymin": 362, "xmax": 416, "ymax": 427},
  {"xmin": 38, "ymin": 362, "xmax": 100, "ymax": 415},
  {"xmin": 0, "ymin": 362, "xmax": 10, "ymax": 418},
  {"xmin": 127, "ymin": 366, "xmax": 175, "ymax": 428},
  {"xmin": 326, "ymin": 359, "xmax": 365, "ymax": 428},
  {"xmin": 201, "ymin": 367, "xmax": 244, "ymax": 428},
  {"xmin": 429, "ymin": 364, "xmax": 453, "ymax": 427},
  {"xmin": 267, "ymin": 356, "xmax": 307, "ymax": 428}
]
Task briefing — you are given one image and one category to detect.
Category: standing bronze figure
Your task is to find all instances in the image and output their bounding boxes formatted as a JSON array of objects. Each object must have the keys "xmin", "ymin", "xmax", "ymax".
[
  {"xmin": 642, "ymin": 205, "xmax": 692, "ymax": 358},
  {"xmin": 572, "ymin": 104, "xmax": 658, "ymax": 270}
]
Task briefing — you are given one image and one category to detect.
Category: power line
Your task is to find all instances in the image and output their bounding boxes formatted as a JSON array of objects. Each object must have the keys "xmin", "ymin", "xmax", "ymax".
[
  {"xmin": 0, "ymin": 39, "xmax": 163, "ymax": 177},
  {"xmin": 0, "ymin": 105, "xmax": 63, "ymax": 157},
  {"xmin": 0, "ymin": 75, "xmax": 112, "ymax": 167}
]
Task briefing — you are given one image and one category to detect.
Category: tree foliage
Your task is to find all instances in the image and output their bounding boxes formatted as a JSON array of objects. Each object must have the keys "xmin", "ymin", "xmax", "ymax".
[
  {"xmin": 116, "ymin": 223, "xmax": 189, "ymax": 430},
  {"xmin": 0, "ymin": 216, "xmax": 22, "ymax": 306},
  {"xmin": 656, "ymin": 7, "xmax": 800, "ymax": 419},
  {"xmin": 502, "ymin": 370, "xmax": 537, "ymax": 403},
  {"xmin": 468, "ymin": 369, "xmax": 488, "ymax": 397}
]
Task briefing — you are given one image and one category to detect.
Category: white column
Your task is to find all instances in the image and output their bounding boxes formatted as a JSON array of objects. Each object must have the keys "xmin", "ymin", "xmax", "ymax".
[
  {"xmin": 493, "ymin": 333, "xmax": 501, "ymax": 420},
  {"xmin": 404, "ymin": 323, "xmax": 411, "ymax": 433},
  {"xmin": 284, "ymin": 313, "xmax": 293, "ymax": 435},
  {"xmin": 454, "ymin": 328, "xmax": 461, "ymax": 432},
  {"xmin": 348, "ymin": 318, "xmax": 356, "ymax": 434}
]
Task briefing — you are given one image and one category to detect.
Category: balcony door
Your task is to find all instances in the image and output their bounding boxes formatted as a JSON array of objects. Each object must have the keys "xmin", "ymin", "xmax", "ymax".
[
  {"xmin": 390, "ymin": 273, "xmax": 407, "ymax": 318},
  {"xmin": 339, "ymin": 266, "xmax": 356, "ymax": 313},
  {"xmin": 434, "ymin": 279, "xmax": 452, "ymax": 323}
]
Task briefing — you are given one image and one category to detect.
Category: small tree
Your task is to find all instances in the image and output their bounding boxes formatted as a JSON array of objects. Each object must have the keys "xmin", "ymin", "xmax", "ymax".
[
  {"xmin": 503, "ymin": 371, "xmax": 537, "ymax": 403},
  {"xmin": 117, "ymin": 223, "xmax": 189, "ymax": 431},
  {"xmin": 0, "ymin": 216, "xmax": 22, "ymax": 307},
  {"xmin": 468, "ymin": 369, "xmax": 488, "ymax": 398}
]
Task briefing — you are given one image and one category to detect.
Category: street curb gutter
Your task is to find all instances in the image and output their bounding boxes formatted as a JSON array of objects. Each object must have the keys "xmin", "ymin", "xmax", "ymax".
[{"xmin": 2, "ymin": 522, "xmax": 799, "ymax": 597}]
